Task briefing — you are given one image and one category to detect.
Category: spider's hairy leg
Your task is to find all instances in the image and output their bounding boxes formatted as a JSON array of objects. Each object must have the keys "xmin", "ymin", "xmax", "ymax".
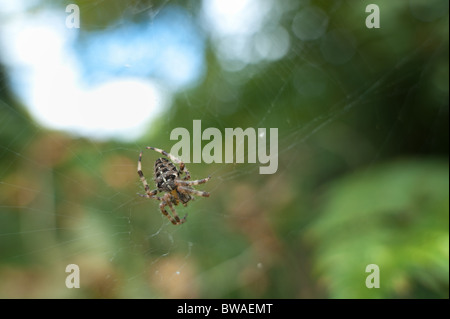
[
  {"xmin": 167, "ymin": 201, "xmax": 187, "ymax": 224},
  {"xmin": 178, "ymin": 186, "xmax": 210, "ymax": 197},
  {"xmin": 180, "ymin": 163, "xmax": 191, "ymax": 181},
  {"xmin": 159, "ymin": 194, "xmax": 186, "ymax": 225},
  {"xmin": 146, "ymin": 146, "xmax": 182, "ymax": 163},
  {"xmin": 146, "ymin": 146, "xmax": 191, "ymax": 180},
  {"xmin": 160, "ymin": 201, "xmax": 179, "ymax": 225},
  {"xmin": 176, "ymin": 175, "xmax": 211, "ymax": 186},
  {"xmin": 138, "ymin": 189, "xmax": 162, "ymax": 200},
  {"xmin": 138, "ymin": 150, "xmax": 156, "ymax": 197}
]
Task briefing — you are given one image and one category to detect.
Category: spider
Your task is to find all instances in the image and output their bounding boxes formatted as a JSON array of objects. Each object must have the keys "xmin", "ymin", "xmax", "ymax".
[{"xmin": 137, "ymin": 146, "xmax": 211, "ymax": 225}]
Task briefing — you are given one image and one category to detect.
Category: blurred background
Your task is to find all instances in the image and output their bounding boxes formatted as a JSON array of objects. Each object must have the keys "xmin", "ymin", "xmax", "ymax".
[{"xmin": 0, "ymin": 0, "xmax": 448, "ymax": 298}]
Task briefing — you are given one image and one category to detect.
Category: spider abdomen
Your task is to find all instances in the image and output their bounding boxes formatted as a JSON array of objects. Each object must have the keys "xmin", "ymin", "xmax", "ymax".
[{"xmin": 154, "ymin": 157, "xmax": 178, "ymax": 192}]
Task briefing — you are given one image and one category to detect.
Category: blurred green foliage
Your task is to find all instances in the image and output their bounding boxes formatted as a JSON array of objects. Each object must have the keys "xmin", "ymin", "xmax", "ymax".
[
  {"xmin": 0, "ymin": 0, "xmax": 448, "ymax": 298},
  {"xmin": 309, "ymin": 160, "xmax": 449, "ymax": 298}
]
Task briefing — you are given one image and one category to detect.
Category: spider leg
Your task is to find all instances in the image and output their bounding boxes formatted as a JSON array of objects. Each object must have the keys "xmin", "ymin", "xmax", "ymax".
[
  {"xmin": 181, "ymin": 164, "xmax": 191, "ymax": 181},
  {"xmin": 176, "ymin": 176, "xmax": 211, "ymax": 186},
  {"xmin": 167, "ymin": 201, "xmax": 187, "ymax": 224},
  {"xmin": 159, "ymin": 201, "xmax": 179, "ymax": 225},
  {"xmin": 138, "ymin": 151, "xmax": 162, "ymax": 199},
  {"xmin": 159, "ymin": 194, "xmax": 186, "ymax": 225},
  {"xmin": 138, "ymin": 189, "xmax": 162, "ymax": 200},
  {"xmin": 178, "ymin": 186, "xmax": 210, "ymax": 197},
  {"xmin": 146, "ymin": 146, "xmax": 191, "ymax": 180},
  {"xmin": 146, "ymin": 146, "xmax": 182, "ymax": 164}
]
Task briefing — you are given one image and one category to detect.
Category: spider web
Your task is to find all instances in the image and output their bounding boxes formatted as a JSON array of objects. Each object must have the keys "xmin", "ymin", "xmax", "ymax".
[{"xmin": 0, "ymin": 0, "xmax": 448, "ymax": 299}]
